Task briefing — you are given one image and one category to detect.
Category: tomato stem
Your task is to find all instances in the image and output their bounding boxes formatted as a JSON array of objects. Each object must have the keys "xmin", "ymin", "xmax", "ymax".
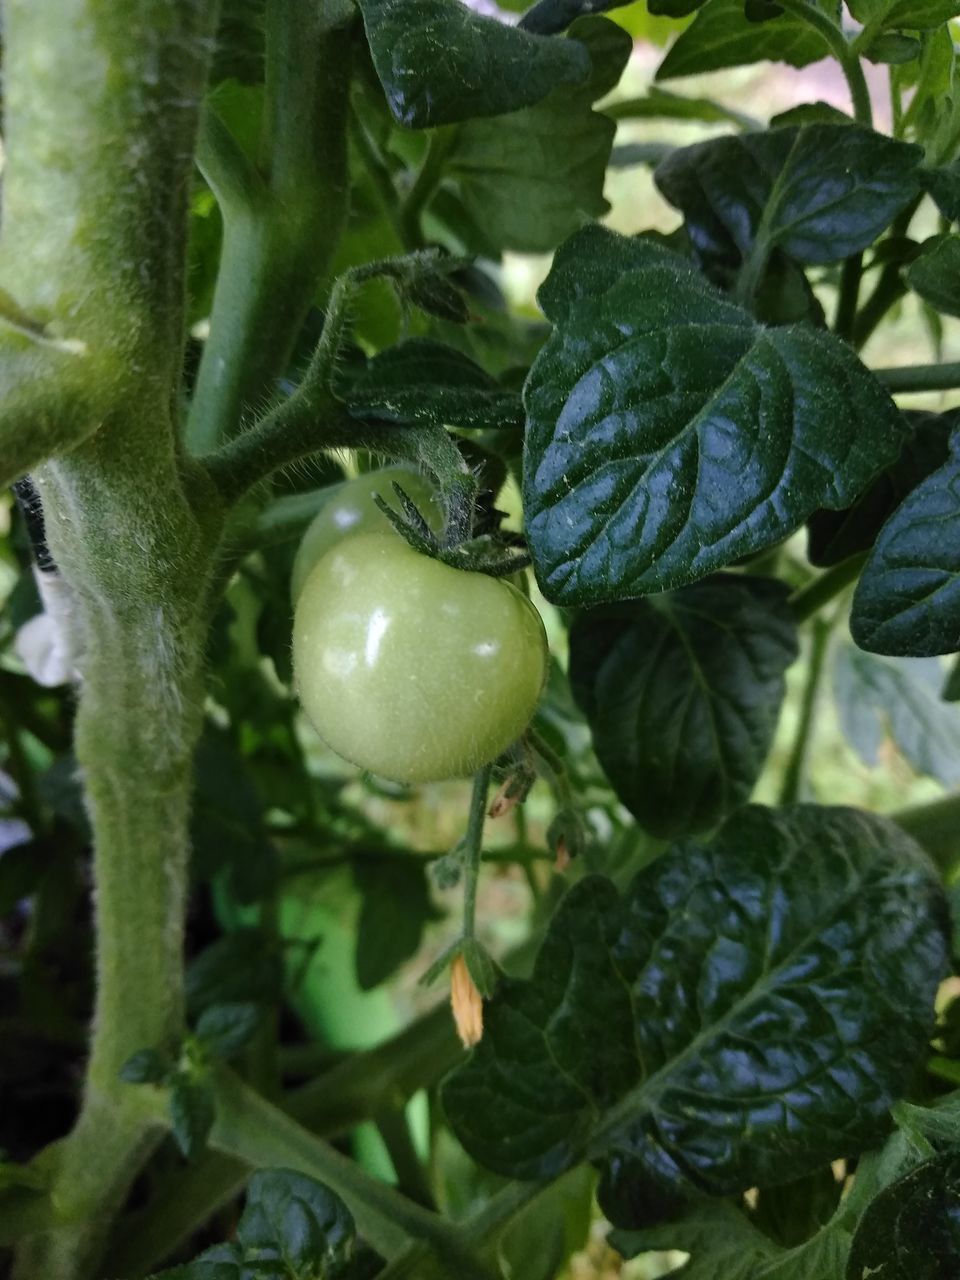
[{"xmin": 462, "ymin": 766, "xmax": 493, "ymax": 941}]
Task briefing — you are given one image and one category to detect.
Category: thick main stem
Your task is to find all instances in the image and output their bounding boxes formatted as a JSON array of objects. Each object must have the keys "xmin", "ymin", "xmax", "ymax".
[{"xmin": 3, "ymin": 3, "xmax": 222, "ymax": 1277}]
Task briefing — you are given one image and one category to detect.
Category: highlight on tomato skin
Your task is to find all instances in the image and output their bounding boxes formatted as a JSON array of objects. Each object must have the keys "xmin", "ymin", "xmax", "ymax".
[
  {"xmin": 289, "ymin": 467, "xmax": 444, "ymax": 603},
  {"xmin": 292, "ymin": 532, "xmax": 549, "ymax": 785}
]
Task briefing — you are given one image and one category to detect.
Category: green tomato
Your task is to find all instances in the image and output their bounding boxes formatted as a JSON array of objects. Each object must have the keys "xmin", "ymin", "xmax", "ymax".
[
  {"xmin": 290, "ymin": 467, "xmax": 444, "ymax": 602},
  {"xmin": 293, "ymin": 533, "xmax": 549, "ymax": 784}
]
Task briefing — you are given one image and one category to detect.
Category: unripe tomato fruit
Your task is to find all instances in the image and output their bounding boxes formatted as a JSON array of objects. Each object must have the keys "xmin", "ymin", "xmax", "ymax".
[
  {"xmin": 293, "ymin": 533, "xmax": 549, "ymax": 784},
  {"xmin": 290, "ymin": 467, "xmax": 443, "ymax": 602}
]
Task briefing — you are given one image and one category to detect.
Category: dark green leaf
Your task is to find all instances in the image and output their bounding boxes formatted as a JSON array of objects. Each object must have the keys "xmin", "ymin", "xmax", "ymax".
[
  {"xmin": 236, "ymin": 1168, "xmax": 356, "ymax": 1277},
  {"xmin": 656, "ymin": 0, "xmax": 829, "ymax": 80},
  {"xmin": 569, "ymin": 575, "xmax": 798, "ymax": 838},
  {"xmin": 356, "ymin": 0, "xmax": 591, "ymax": 128},
  {"xmin": 611, "ymin": 1199, "xmax": 850, "ymax": 1278},
  {"xmin": 446, "ymin": 17, "xmax": 630, "ymax": 253},
  {"xmin": 518, "ymin": 0, "xmax": 636, "ymax": 35},
  {"xmin": 846, "ymin": 1153, "xmax": 960, "ymax": 1279},
  {"xmin": 194, "ymin": 1003, "xmax": 260, "ymax": 1061},
  {"xmin": 770, "ymin": 100, "xmax": 852, "ymax": 127},
  {"xmin": 864, "ymin": 32, "xmax": 921, "ymax": 64},
  {"xmin": 920, "ymin": 162, "xmax": 960, "ymax": 222},
  {"xmin": 523, "ymin": 226, "xmax": 909, "ymax": 605},
  {"xmin": 907, "ymin": 235, "xmax": 960, "ymax": 317},
  {"xmin": 169, "ymin": 1071, "xmax": 216, "ymax": 1161},
  {"xmin": 807, "ymin": 409, "xmax": 954, "ymax": 567},
  {"xmin": 153, "ymin": 1169, "xmax": 358, "ymax": 1279},
  {"xmin": 654, "ymin": 125, "xmax": 922, "ymax": 272},
  {"xmin": 353, "ymin": 859, "xmax": 438, "ymax": 990},
  {"xmin": 750, "ymin": 1166, "xmax": 842, "ymax": 1249},
  {"xmin": 848, "ymin": 0, "xmax": 960, "ymax": 27},
  {"xmin": 340, "ymin": 338, "xmax": 523, "ymax": 431},
  {"xmin": 186, "ymin": 929, "xmax": 284, "ymax": 1018},
  {"xmin": 833, "ymin": 643, "xmax": 960, "ymax": 786},
  {"xmin": 442, "ymin": 806, "xmax": 948, "ymax": 1214},
  {"xmin": 851, "ymin": 431, "xmax": 960, "ymax": 656},
  {"xmin": 119, "ymin": 1047, "xmax": 170, "ymax": 1085}
]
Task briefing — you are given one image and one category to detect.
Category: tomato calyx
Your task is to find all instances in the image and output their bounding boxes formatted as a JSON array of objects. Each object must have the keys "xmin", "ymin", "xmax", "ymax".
[{"xmin": 373, "ymin": 480, "xmax": 531, "ymax": 576}]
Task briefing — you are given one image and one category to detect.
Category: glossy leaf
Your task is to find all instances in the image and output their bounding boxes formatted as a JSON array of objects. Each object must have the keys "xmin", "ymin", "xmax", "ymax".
[
  {"xmin": 654, "ymin": 125, "xmax": 922, "ymax": 272},
  {"xmin": 522, "ymin": 226, "xmax": 909, "ymax": 605},
  {"xmin": 568, "ymin": 575, "xmax": 798, "ymax": 838},
  {"xmin": 846, "ymin": 1153, "xmax": 960, "ymax": 1279},
  {"xmin": 446, "ymin": 17, "xmax": 630, "ymax": 253},
  {"xmin": 194, "ymin": 1002, "xmax": 260, "ymax": 1061},
  {"xmin": 340, "ymin": 339, "xmax": 523, "ymax": 430},
  {"xmin": 169, "ymin": 1071, "xmax": 216, "ymax": 1161},
  {"xmin": 155, "ymin": 1169, "xmax": 358, "ymax": 1280},
  {"xmin": 807, "ymin": 409, "xmax": 954, "ymax": 567},
  {"xmin": 656, "ymin": 0, "xmax": 829, "ymax": 80},
  {"xmin": 906, "ymin": 235, "xmax": 960, "ymax": 318},
  {"xmin": 357, "ymin": 0, "xmax": 591, "ymax": 127},
  {"xmin": 518, "ymin": 0, "xmax": 637, "ymax": 35},
  {"xmin": 851, "ymin": 431, "xmax": 960, "ymax": 656},
  {"xmin": 833, "ymin": 643, "xmax": 960, "ymax": 786},
  {"xmin": 442, "ymin": 806, "xmax": 948, "ymax": 1216}
]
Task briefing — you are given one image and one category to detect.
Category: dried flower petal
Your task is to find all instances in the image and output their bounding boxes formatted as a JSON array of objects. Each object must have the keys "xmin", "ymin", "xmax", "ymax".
[{"xmin": 451, "ymin": 953, "xmax": 484, "ymax": 1048}]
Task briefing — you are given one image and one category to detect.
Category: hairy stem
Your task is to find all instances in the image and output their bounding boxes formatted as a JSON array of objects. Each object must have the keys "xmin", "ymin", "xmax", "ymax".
[
  {"xmin": 5, "ymin": 3, "xmax": 223, "ymax": 1276},
  {"xmin": 104, "ymin": 1004, "xmax": 461, "ymax": 1276},
  {"xmin": 462, "ymin": 767, "xmax": 492, "ymax": 940},
  {"xmin": 777, "ymin": 0, "xmax": 872, "ymax": 126},
  {"xmin": 185, "ymin": 0, "xmax": 353, "ymax": 453}
]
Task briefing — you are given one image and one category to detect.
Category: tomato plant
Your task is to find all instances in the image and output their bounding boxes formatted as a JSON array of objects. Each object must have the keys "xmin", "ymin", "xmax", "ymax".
[{"xmin": 2, "ymin": 2, "xmax": 960, "ymax": 1280}]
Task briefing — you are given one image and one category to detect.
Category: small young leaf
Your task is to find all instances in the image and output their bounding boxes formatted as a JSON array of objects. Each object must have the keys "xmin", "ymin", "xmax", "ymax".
[
  {"xmin": 807, "ymin": 408, "xmax": 954, "ymax": 567},
  {"xmin": 194, "ymin": 1002, "xmax": 260, "ymax": 1061},
  {"xmin": 523, "ymin": 226, "xmax": 909, "ymax": 605},
  {"xmin": 152, "ymin": 1170, "xmax": 358, "ymax": 1279},
  {"xmin": 446, "ymin": 17, "xmax": 631, "ymax": 253},
  {"xmin": 169, "ymin": 1070, "xmax": 216, "ymax": 1161},
  {"xmin": 851, "ymin": 431, "xmax": 960, "ymax": 656},
  {"xmin": 845, "ymin": 1152, "xmax": 960, "ymax": 1279},
  {"xmin": 442, "ymin": 806, "xmax": 948, "ymax": 1215},
  {"xmin": 833, "ymin": 644, "xmax": 960, "ymax": 786},
  {"xmin": 906, "ymin": 235, "xmax": 960, "ymax": 317},
  {"xmin": 656, "ymin": 0, "xmax": 829, "ymax": 80},
  {"xmin": 119, "ymin": 1047, "xmax": 170, "ymax": 1085},
  {"xmin": 186, "ymin": 928, "xmax": 284, "ymax": 1017},
  {"xmin": 339, "ymin": 339, "xmax": 523, "ymax": 431},
  {"xmin": 236, "ymin": 1168, "xmax": 356, "ymax": 1277},
  {"xmin": 654, "ymin": 124, "xmax": 922, "ymax": 272},
  {"xmin": 569, "ymin": 575, "xmax": 798, "ymax": 838},
  {"xmin": 357, "ymin": 0, "xmax": 591, "ymax": 127}
]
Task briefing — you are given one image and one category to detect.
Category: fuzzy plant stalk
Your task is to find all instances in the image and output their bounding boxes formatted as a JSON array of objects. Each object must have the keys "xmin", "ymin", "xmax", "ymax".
[{"xmin": 2, "ymin": 2, "xmax": 224, "ymax": 1276}]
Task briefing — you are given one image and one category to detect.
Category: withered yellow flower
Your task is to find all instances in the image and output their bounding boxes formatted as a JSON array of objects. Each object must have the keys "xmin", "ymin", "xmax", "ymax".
[{"xmin": 450, "ymin": 953, "xmax": 484, "ymax": 1048}]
